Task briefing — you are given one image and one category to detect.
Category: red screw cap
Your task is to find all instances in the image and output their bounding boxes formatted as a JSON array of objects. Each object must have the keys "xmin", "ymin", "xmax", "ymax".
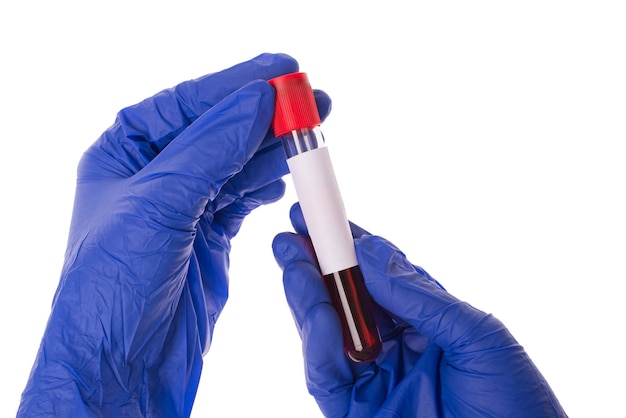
[{"xmin": 268, "ymin": 72, "xmax": 321, "ymax": 137}]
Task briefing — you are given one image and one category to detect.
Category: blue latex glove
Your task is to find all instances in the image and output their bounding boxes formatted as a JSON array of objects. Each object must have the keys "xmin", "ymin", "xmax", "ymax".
[
  {"xmin": 273, "ymin": 204, "xmax": 568, "ymax": 417},
  {"xmin": 18, "ymin": 54, "xmax": 331, "ymax": 417}
]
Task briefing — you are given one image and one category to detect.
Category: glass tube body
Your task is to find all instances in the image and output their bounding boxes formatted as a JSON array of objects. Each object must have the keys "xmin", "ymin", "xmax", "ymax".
[{"xmin": 280, "ymin": 126, "xmax": 382, "ymax": 362}]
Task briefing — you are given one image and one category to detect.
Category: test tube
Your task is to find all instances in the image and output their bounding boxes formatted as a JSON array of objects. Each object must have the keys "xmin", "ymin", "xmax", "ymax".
[{"xmin": 269, "ymin": 73, "xmax": 382, "ymax": 363}]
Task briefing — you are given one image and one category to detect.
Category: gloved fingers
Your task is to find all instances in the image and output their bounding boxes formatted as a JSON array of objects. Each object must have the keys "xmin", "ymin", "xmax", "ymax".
[
  {"xmin": 272, "ymin": 231, "xmax": 317, "ymax": 287},
  {"xmin": 213, "ymin": 179, "xmax": 286, "ymax": 238},
  {"xmin": 357, "ymin": 238, "xmax": 567, "ymax": 416},
  {"xmin": 272, "ymin": 232, "xmax": 354, "ymax": 415},
  {"xmin": 205, "ymin": 87, "xmax": 331, "ymax": 216},
  {"xmin": 84, "ymin": 53, "xmax": 299, "ymax": 178},
  {"xmin": 126, "ymin": 80, "xmax": 275, "ymax": 230},
  {"xmin": 140, "ymin": 53, "xmax": 296, "ymax": 141},
  {"xmin": 206, "ymin": 139, "xmax": 288, "ymax": 214},
  {"xmin": 272, "ymin": 232, "xmax": 322, "ymax": 335},
  {"xmin": 356, "ymin": 234, "xmax": 513, "ymax": 355}
]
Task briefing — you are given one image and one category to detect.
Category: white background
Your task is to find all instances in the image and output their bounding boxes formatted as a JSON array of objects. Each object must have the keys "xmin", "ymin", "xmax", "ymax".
[{"xmin": 1, "ymin": 1, "xmax": 624, "ymax": 416}]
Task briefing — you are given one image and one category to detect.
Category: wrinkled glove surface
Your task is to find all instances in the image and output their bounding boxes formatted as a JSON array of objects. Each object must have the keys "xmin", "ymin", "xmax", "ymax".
[
  {"xmin": 18, "ymin": 53, "xmax": 331, "ymax": 417},
  {"xmin": 273, "ymin": 204, "xmax": 568, "ymax": 417}
]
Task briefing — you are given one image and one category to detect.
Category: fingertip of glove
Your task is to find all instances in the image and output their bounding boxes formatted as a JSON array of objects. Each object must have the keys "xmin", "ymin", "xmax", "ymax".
[
  {"xmin": 289, "ymin": 203, "xmax": 309, "ymax": 235},
  {"xmin": 272, "ymin": 232, "xmax": 305, "ymax": 268},
  {"xmin": 252, "ymin": 52, "xmax": 299, "ymax": 78},
  {"xmin": 262, "ymin": 179, "xmax": 287, "ymax": 203},
  {"xmin": 273, "ymin": 53, "xmax": 299, "ymax": 71},
  {"xmin": 313, "ymin": 90, "xmax": 332, "ymax": 122},
  {"xmin": 272, "ymin": 232, "xmax": 291, "ymax": 267}
]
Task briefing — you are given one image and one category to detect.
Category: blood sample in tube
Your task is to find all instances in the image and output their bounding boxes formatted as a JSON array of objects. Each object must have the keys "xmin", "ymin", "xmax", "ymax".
[{"xmin": 269, "ymin": 73, "xmax": 382, "ymax": 362}]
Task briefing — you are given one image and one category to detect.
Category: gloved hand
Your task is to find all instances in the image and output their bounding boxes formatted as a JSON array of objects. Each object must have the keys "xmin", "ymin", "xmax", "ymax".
[
  {"xmin": 273, "ymin": 204, "xmax": 568, "ymax": 417},
  {"xmin": 18, "ymin": 54, "xmax": 331, "ymax": 417}
]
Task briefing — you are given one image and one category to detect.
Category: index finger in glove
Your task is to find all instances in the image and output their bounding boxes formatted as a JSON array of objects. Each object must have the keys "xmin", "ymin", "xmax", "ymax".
[
  {"xmin": 89, "ymin": 53, "xmax": 299, "ymax": 176},
  {"xmin": 272, "ymin": 232, "xmax": 354, "ymax": 416},
  {"xmin": 356, "ymin": 234, "xmax": 515, "ymax": 355},
  {"xmin": 126, "ymin": 80, "xmax": 277, "ymax": 228}
]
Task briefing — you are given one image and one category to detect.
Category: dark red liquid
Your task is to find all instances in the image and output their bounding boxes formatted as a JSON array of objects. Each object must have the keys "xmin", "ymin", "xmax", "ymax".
[{"xmin": 323, "ymin": 265, "xmax": 382, "ymax": 362}]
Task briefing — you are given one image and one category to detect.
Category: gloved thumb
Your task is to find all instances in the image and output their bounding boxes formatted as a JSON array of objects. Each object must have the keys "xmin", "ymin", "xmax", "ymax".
[
  {"xmin": 127, "ymin": 80, "xmax": 276, "ymax": 229},
  {"xmin": 356, "ymin": 234, "xmax": 514, "ymax": 354}
]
